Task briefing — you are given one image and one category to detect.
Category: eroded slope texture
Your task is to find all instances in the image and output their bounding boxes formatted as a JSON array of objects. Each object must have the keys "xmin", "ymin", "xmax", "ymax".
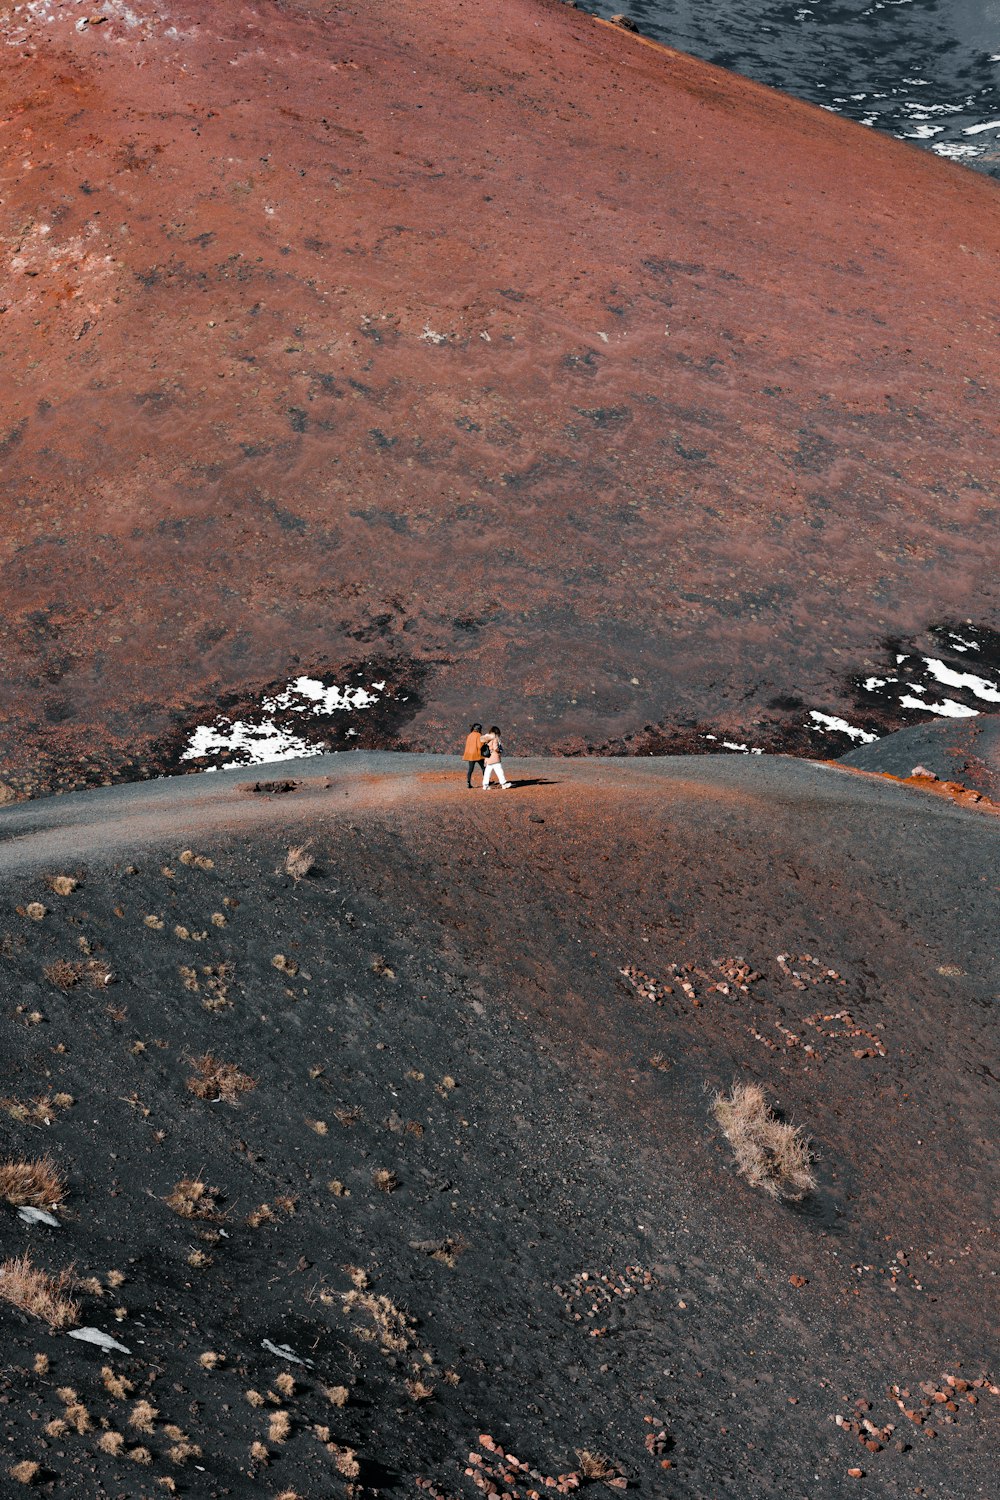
[
  {"xmin": 1, "ymin": 0, "xmax": 999, "ymax": 792},
  {"xmin": 0, "ymin": 757, "xmax": 996, "ymax": 1496}
]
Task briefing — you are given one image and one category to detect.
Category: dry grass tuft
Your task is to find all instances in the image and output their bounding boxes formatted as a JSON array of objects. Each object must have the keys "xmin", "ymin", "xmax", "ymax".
[
  {"xmin": 165, "ymin": 1178, "xmax": 222, "ymax": 1219},
  {"xmin": 250, "ymin": 1439, "xmax": 269, "ymax": 1463},
  {"xmin": 2, "ymin": 1094, "xmax": 74, "ymax": 1126},
  {"xmin": 186, "ymin": 1054, "xmax": 256, "ymax": 1104},
  {"xmin": 328, "ymin": 1444, "xmax": 360, "ymax": 1479},
  {"xmin": 43, "ymin": 958, "xmax": 113, "ymax": 991},
  {"xmin": 324, "ymin": 1384, "xmax": 349, "ymax": 1407},
  {"xmin": 406, "ymin": 1378, "xmax": 434, "ymax": 1401},
  {"xmin": 33, "ymin": 1353, "xmax": 49, "ymax": 1376},
  {"xmin": 128, "ymin": 1446, "xmax": 153, "ymax": 1465},
  {"xmin": 9, "ymin": 1460, "xmax": 40, "ymax": 1485},
  {"xmin": 98, "ymin": 1431, "xmax": 125, "ymax": 1455},
  {"xmin": 284, "ymin": 844, "xmax": 315, "ymax": 881},
  {"xmin": 199, "ymin": 1350, "xmax": 223, "ymax": 1370},
  {"xmin": 246, "ymin": 1389, "xmax": 266, "ymax": 1408},
  {"xmin": 63, "ymin": 1401, "xmax": 91, "ymax": 1434},
  {"xmin": 45, "ymin": 875, "xmax": 78, "ymax": 896},
  {"xmin": 101, "ymin": 1366, "xmax": 134, "ymax": 1400},
  {"xmin": 129, "ymin": 1399, "xmax": 158, "ymax": 1432},
  {"xmin": 0, "ymin": 1157, "xmax": 66, "ymax": 1208},
  {"xmin": 25, "ymin": 902, "xmax": 47, "ymax": 922},
  {"xmin": 575, "ymin": 1450, "xmax": 624, "ymax": 1484},
  {"xmin": 372, "ymin": 1167, "xmax": 398, "ymax": 1194},
  {"xmin": 341, "ymin": 1289, "xmax": 412, "ymax": 1353},
  {"xmin": 179, "ymin": 850, "xmax": 214, "ymax": 870},
  {"xmin": 0, "ymin": 1255, "xmax": 79, "ymax": 1328},
  {"xmin": 712, "ymin": 1082, "xmax": 817, "ymax": 1200},
  {"xmin": 168, "ymin": 1441, "xmax": 202, "ymax": 1464},
  {"xmin": 268, "ymin": 1410, "xmax": 291, "ymax": 1443},
  {"xmin": 274, "ymin": 1371, "xmax": 295, "ymax": 1398}
]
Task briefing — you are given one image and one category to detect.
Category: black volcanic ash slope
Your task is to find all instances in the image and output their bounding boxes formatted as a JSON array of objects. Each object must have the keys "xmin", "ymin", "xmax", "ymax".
[{"xmin": 0, "ymin": 757, "xmax": 997, "ymax": 1498}]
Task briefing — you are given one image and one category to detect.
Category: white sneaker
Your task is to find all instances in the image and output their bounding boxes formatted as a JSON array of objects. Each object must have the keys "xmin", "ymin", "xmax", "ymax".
[{"xmin": 502, "ymin": 782, "xmax": 512, "ymax": 789}]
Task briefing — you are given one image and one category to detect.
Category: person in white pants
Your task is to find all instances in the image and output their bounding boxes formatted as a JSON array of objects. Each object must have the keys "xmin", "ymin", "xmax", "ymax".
[{"xmin": 480, "ymin": 726, "xmax": 512, "ymax": 788}]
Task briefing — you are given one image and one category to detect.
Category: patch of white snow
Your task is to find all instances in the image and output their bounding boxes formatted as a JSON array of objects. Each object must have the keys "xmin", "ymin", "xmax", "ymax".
[
  {"xmin": 897, "ymin": 695, "xmax": 978, "ymax": 719},
  {"xmin": 808, "ymin": 711, "xmax": 878, "ymax": 744},
  {"xmin": 920, "ymin": 657, "xmax": 1000, "ymax": 703}
]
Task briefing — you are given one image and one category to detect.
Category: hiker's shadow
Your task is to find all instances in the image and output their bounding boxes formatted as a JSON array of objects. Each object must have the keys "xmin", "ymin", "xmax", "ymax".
[{"xmin": 509, "ymin": 777, "xmax": 560, "ymax": 788}]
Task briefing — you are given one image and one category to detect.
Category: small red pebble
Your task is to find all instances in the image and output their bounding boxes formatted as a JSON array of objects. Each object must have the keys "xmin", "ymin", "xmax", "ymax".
[
  {"xmin": 848, "ymin": 1468, "xmax": 864, "ymax": 1479},
  {"xmin": 789, "ymin": 1274, "xmax": 808, "ymax": 1288}
]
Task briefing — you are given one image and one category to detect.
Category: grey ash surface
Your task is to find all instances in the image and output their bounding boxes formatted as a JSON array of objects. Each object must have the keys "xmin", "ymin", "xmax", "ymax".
[{"xmin": 0, "ymin": 752, "xmax": 996, "ymax": 1497}]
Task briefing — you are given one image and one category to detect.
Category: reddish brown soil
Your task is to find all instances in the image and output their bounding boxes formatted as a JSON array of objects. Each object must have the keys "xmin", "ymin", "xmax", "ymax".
[{"xmin": 1, "ymin": 0, "xmax": 998, "ymax": 795}]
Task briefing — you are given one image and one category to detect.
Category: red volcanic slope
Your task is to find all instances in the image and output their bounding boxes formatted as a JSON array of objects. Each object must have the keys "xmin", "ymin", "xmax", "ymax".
[{"xmin": 0, "ymin": 0, "xmax": 998, "ymax": 791}]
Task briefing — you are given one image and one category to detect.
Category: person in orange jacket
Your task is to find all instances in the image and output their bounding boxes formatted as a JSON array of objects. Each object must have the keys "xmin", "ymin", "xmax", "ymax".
[{"xmin": 462, "ymin": 722, "xmax": 485, "ymax": 788}]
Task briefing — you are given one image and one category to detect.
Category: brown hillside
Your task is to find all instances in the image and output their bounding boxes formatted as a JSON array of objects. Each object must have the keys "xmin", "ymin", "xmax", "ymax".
[{"xmin": 1, "ymin": 0, "xmax": 998, "ymax": 794}]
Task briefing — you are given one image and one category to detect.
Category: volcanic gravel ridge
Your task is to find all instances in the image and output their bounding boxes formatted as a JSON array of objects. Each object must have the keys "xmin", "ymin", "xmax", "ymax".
[
  {"xmin": 0, "ymin": 751, "xmax": 996, "ymax": 1498},
  {"xmin": 1, "ymin": 0, "xmax": 999, "ymax": 797}
]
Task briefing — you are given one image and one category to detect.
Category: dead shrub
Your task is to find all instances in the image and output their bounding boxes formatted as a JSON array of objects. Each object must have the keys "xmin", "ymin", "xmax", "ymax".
[
  {"xmin": 45, "ymin": 875, "xmax": 78, "ymax": 896},
  {"xmin": 179, "ymin": 850, "xmax": 214, "ymax": 870},
  {"xmin": 0, "ymin": 1254, "xmax": 79, "ymax": 1328},
  {"xmin": 129, "ymin": 1400, "xmax": 158, "ymax": 1433},
  {"xmin": 268, "ymin": 1410, "xmax": 291, "ymax": 1443},
  {"xmin": 324, "ymin": 1384, "xmax": 349, "ymax": 1407},
  {"xmin": 2, "ymin": 1094, "xmax": 74, "ymax": 1126},
  {"xmin": 54, "ymin": 957, "xmax": 113, "ymax": 990},
  {"xmin": 0, "ymin": 1157, "xmax": 66, "ymax": 1208},
  {"xmin": 712, "ymin": 1082, "xmax": 817, "ymax": 1200},
  {"xmin": 9, "ymin": 1460, "xmax": 40, "ymax": 1485},
  {"xmin": 576, "ymin": 1450, "xmax": 626, "ymax": 1486},
  {"xmin": 341, "ymin": 1289, "xmax": 412, "ymax": 1353},
  {"xmin": 284, "ymin": 843, "xmax": 315, "ymax": 881},
  {"xmin": 328, "ymin": 1444, "xmax": 360, "ymax": 1479},
  {"xmin": 168, "ymin": 1441, "xmax": 202, "ymax": 1464},
  {"xmin": 186, "ymin": 1054, "xmax": 255, "ymax": 1104},
  {"xmin": 372, "ymin": 1167, "xmax": 397, "ymax": 1194},
  {"xmin": 101, "ymin": 1366, "xmax": 134, "ymax": 1400},
  {"xmin": 164, "ymin": 1179, "xmax": 222, "ymax": 1220}
]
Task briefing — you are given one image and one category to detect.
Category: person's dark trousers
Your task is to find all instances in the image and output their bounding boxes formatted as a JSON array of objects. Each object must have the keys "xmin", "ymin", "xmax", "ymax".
[{"xmin": 466, "ymin": 758, "xmax": 484, "ymax": 787}]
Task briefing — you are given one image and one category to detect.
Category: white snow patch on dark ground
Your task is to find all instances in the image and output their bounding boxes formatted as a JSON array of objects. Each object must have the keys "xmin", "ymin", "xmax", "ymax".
[{"xmin": 180, "ymin": 676, "xmax": 387, "ymax": 770}]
